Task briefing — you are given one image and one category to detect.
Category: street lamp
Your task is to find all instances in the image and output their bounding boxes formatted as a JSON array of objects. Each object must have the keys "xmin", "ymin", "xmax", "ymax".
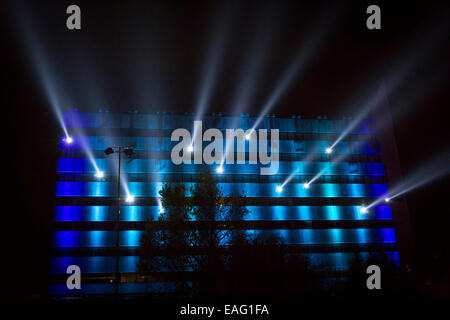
[{"xmin": 104, "ymin": 146, "xmax": 135, "ymax": 298}]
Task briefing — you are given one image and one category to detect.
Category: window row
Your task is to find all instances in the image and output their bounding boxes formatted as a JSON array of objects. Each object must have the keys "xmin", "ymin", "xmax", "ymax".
[
  {"xmin": 54, "ymin": 205, "xmax": 392, "ymax": 222},
  {"xmin": 64, "ymin": 112, "xmax": 374, "ymax": 134},
  {"xmin": 60, "ymin": 149, "xmax": 383, "ymax": 163},
  {"xmin": 56, "ymin": 182, "xmax": 388, "ymax": 198},
  {"xmin": 52, "ymin": 228, "xmax": 396, "ymax": 248},
  {"xmin": 50, "ymin": 251, "xmax": 399, "ymax": 275},
  {"xmin": 60, "ymin": 136, "xmax": 380, "ymax": 155},
  {"xmin": 59, "ymin": 173, "xmax": 387, "ymax": 184},
  {"xmin": 57, "ymin": 159, "xmax": 386, "ymax": 176}
]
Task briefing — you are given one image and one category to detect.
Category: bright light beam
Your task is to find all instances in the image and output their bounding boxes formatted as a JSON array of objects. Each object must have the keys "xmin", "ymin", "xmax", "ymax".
[
  {"xmin": 366, "ymin": 150, "xmax": 450, "ymax": 210},
  {"xmin": 327, "ymin": 18, "xmax": 445, "ymax": 151},
  {"xmin": 191, "ymin": 4, "xmax": 231, "ymax": 141},
  {"xmin": 307, "ymin": 168, "xmax": 327, "ymax": 185},
  {"xmin": 228, "ymin": 24, "xmax": 273, "ymax": 117},
  {"xmin": 10, "ymin": 2, "xmax": 108, "ymax": 178},
  {"xmin": 306, "ymin": 151, "xmax": 353, "ymax": 186},
  {"xmin": 66, "ymin": 112, "xmax": 103, "ymax": 175},
  {"xmin": 251, "ymin": 11, "xmax": 336, "ymax": 132},
  {"xmin": 279, "ymin": 168, "xmax": 300, "ymax": 190},
  {"xmin": 276, "ymin": 169, "xmax": 314, "ymax": 193},
  {"xmin": 219, "ymin": 4, "xmax": 288, "ymax": 164},
  {"xmin": 9, "ymin": 2, "xmax": 71, "ymax": 139}
]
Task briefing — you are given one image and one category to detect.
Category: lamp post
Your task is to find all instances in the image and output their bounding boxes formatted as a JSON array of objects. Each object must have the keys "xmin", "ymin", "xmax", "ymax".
[{"xmin": 104, "ymin": 146, "xmax": 135, "ymax": 298}]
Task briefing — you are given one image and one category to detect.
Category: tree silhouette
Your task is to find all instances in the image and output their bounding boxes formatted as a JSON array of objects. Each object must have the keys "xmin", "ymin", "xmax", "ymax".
[
  {"xmin": 225, "ymin": 233, "xmax": 322, "ymax": 297},
  {"xmin": 139, "ymin": 169, "xmax": 323, "ymax": 297},
  {"xmin": 138, "ymin": 169, "xmax": 249, "ymax": 296}
]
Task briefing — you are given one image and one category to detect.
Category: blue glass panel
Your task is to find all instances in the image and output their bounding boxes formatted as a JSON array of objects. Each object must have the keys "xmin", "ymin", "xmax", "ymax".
[
  {"xmin": 52, "ymin": 228, "xmax": 395, "ymax": 247},
  {"xmin": 55, "ymin": 206, "xmax": 114, "ymax": 221},
  {"xmin": 244, "ymin": 206, "xmax": 391, "ymax": 220},
  {"xmin": 119, "ymin": 230, "xmax": 142, "ymax": 247},
  {"xmin": 57, "ymin": 158, "xmax": 385, "ymax": 175},
  {"xmin": 55, "ymin": 205, "xmax": 391, "ymax": 221},
  {"xmin": 258, "ymin": 228, "xmax": 396, "ymax": 244},
  {"xmin": 304, "ymin": 252, "xmax": 369, "ymax": 271},
  {"xmin": 50, "ymin": 257, "xmax": 113, "ymax": 273},
  {"xmin": 50, "ymin": 252, "xmax": 399, "ymax": 275},
  {"xmin": 50, "ymin": 256, "xmax": 139, "ymax": 274},
  {"xmin": 304, "ymin": 251, "xmax": 399, "ymax": 269},
  {"xmin": 53, "ymin": 231, "xmax": 113, "ymax": 247},
  {"xmin": 49, "ymin": 283, "xmax": 114, "ymax": 295},
  {"xmin": 64, "ymin": 112, "xmax": 373, "ymax": 134},
  {"xmin": 119, "ymin": 282, "xmax": 186, "ymax": 294},
  {"xmin": 56, "ymin": 182, "xmax": 388, "ymax": 197},
  {"xmin": 59, "ymin": 136, "xmax": 379, "ymax": 155}
]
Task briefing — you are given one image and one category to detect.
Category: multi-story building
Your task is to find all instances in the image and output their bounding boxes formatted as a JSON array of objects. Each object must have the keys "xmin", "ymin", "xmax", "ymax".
[{"xmin": 50, "ymin": 99, "xmax": 412, "ymax": 296}]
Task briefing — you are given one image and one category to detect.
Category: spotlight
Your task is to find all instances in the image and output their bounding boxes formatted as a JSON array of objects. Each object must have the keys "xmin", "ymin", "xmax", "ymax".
[
  {"xmin": 245, "ymin": 134, "xmax": 251, "ymax": 140},
  {"xmin": 159, "ymin": 207, "xmax": 164, "ymax": 214},
  {"xmin": 95, "ymin": 171, "xmax": 104, "ymax": 179},
  {"xmin": 187, "ymin": 145, "xmax": 194, "ymax": 152},
  {"xmin": 325, "ymin": 147, "xmax": 332, "ymax": 154},
  {"xmin": 65, "ymin": 136, "xmax": 73, "ymax": 144},
  {"xmin": 125, "ymin": 195, "xmax": 135, "ymax": 203},
  {"xmin": 360, "ymin": 207, "xmax": 368, "ymax": 214},
  {"xmin": 276, "ymin": 185, "xmax": 283, "ymax": 193},
  {"xmin": 384, "ymin": 197, "xmax": 390, "ymax": 203},
  {"xmin": 216, "ymin": 166, "xmax": 224, "ymax": 174},
  {"xmin": 104, "ymin": 147, "xmax": 114, "ymax": 155},
  {"xmin": 303, "ymin": 183, "xmax": 310, "ymax": 189}
]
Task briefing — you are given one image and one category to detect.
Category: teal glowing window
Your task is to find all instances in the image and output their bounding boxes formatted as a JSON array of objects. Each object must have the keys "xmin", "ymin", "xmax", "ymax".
[
  {"xmin": 52, "ymin": 228, "xmax": 396, "ymax": 247},
  {"xmin": 56, "ymin": 182, "xmax": 387, "ymax": 197},
  {"xmin": 55, "ymin": 205, "xmax": 392, "ymax": 221},
  {"xmin": 58, "ymin": 158, "xmax": 385, "ymax": 175}
]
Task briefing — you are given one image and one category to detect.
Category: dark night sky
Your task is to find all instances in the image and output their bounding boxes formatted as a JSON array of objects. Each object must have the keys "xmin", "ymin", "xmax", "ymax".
[{"xmin": 2, "ymin": 0, "xmax": 449, "ymax": 297}]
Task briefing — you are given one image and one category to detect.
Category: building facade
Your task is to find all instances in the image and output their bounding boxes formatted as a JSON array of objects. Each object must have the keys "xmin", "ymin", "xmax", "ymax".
[{"xmin": 50, "ymin": 109, "xmax": 411, "ymax": 296}]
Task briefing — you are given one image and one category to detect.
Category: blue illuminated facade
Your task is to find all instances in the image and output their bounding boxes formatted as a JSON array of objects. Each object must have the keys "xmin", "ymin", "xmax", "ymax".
[{"xmin": 50, "ymin": 111, "xmax": 402, "ymax": 296}]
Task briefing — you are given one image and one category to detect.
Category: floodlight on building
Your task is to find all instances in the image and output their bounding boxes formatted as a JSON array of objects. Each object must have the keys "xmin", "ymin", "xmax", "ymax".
[
  {"xmin": 65, "ymin": 136, "xmax": 73, "ymax": 144},
  {"xmin": 95, "ymin": 171, "xmax": 104, "ymax": 179}
]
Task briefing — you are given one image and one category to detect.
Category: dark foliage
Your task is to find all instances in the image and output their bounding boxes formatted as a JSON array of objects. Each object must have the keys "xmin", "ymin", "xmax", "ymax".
[{"xmin": 139, "ymin": 170, "xmax": 321, "ymax": 297}]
